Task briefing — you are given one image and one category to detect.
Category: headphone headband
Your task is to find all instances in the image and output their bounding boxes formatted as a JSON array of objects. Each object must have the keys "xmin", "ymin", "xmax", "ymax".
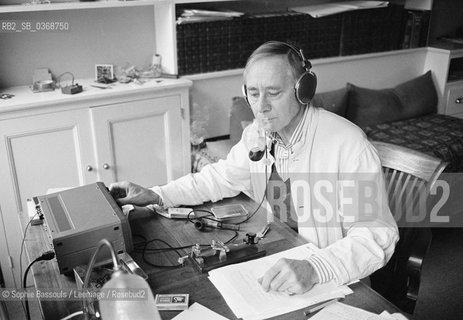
[{"xmin": 265, "ymin": 41, "xmax": 312, "ymax": 72}]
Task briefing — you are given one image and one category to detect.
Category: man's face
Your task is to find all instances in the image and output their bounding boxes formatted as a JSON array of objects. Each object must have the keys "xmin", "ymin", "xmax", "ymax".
[{"xmin": 244, "ymin": 55, "xmax": 303, "ymax": 134}]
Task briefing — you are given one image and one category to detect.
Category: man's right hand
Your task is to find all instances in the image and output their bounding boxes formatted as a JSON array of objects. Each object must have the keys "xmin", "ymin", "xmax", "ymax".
[{"xmin": 109, "ymin": 181, "xmax": 161, "ymax": 207}]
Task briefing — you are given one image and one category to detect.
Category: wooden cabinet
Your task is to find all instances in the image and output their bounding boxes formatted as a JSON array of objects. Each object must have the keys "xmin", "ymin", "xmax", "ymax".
[
  {"xmin": 443, "ymin": 81, "xmax": 463, "ymax": 118},
  {"xmin": 90, "ymin": 95, "xmax": 186, "ymax": 186},
  {"xmin": 443, "ymin": 48, "xmax": 463, "ymax": 118},
  {"xmin": 0, "ymin": 109, "xmax": 96, "ymax": 288},
  {"xmin": 0, "ymin": 79, "xmax": 191, "ymax": 288},
  {"xmin": 425, "ymin": 43, "xmax": 463, "ymax": 117}
]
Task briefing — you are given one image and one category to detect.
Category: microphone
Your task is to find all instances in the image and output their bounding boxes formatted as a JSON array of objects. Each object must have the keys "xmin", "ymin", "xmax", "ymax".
[
  {"xmin": 249, "ymin": 124, "xmax": 272, "ymax": 162},
  {"xmin": 194, "ymin": 218, "xmax": 240, "ymax": 231},
  {"xmin": 249, "ymin": 147, "xmax": 266, "ymax": 162}
]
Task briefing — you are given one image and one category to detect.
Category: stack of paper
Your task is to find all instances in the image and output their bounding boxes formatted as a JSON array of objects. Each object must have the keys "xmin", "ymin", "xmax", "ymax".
[
  {"xmin": 290, "ymin": 1, "xmax": 389, "ymax": 18},
  {"xmin": 173, "ymin": 303, "xmax": 230, "ymax": 320},
  {"xmin": 176, "ymin": 9, "xmax": 244, "ymax": 24},
  {"xmin": 208, "ymin": 244, "xmax": 353, "ymax": 320},
  {"xmin": 309, "ymin": 302, "xmax": 408, "ymax": 320}
]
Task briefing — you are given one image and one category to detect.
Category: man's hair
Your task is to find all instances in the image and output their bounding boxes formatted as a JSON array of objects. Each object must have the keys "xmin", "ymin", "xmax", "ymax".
[{"xmin": 243, "ymin": 41, "xmax": 306, "ymax": 82}]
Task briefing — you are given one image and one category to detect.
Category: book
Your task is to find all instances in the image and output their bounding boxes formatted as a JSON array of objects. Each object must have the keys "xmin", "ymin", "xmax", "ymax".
[{"xmin": 403, "ymin": 10, "xmax": 431, "ymax": 49}]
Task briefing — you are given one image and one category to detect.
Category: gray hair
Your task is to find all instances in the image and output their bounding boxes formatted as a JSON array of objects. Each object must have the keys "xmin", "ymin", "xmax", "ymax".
[{"xmin": 243, "ymin": 41, "xmax": 305, "ymax": 82}]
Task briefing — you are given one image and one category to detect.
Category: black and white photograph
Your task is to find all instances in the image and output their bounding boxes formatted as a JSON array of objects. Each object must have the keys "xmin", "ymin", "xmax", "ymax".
[
  {"xmin": 1, "ymin": 1, "xmax": 463, "ymax": 320},
  {"xmin": 95, "ymin": 64, "xmax": 114, "ymax": 83}
]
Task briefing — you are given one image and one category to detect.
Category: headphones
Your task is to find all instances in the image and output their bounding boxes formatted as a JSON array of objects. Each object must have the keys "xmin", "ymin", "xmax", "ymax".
[{"xmin": 242, "ymin": 41, "xmax": 317, "ymax": 106}]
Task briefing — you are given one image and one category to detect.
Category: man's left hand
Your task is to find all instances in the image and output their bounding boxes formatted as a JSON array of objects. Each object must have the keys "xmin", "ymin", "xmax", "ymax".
[{"xmin": 258, "ymin": 258, "xmax": 318, "ymax": 295}]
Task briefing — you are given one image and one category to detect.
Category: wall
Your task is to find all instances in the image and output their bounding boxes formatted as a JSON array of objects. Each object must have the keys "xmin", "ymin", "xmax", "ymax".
[
  {"xmin": 0, "ymin": 7, "xmax": 156, "ymax": 88},
  {"xmin": 188, "ymin": 48, "xmax": 430, "ymax": 139}
]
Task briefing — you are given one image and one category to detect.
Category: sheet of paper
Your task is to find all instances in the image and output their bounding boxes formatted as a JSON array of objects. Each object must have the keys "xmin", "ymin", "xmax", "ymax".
[
  {"xmin": 309, "ymin": 302, "xmax": 385, "ymax": 320},
  {"xmin": 379, "ymin": 311, "xmax": 409, "ymax": 320},
  {"xmin": 172, "ymin": 302, "xmax": 230, "ymax": 320},
  {"xmin": 208, "ymin": 243, "xmax": 353, "ymax": 320},
  {"xmin": 290, "ymin": 1, "xmax": 389, "ymax": 18}
]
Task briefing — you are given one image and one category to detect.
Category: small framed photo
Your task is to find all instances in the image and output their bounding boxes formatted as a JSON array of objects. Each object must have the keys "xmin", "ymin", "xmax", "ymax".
[{"xmin": 95, "ymin": 64, "xmax": 114, "ymax": 83}]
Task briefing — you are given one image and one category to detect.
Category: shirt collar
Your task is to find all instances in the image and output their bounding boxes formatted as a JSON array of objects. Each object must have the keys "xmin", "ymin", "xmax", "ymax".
[{"xmin": 270, "ymin": 106, "xmax": 309, "ymax": 149}]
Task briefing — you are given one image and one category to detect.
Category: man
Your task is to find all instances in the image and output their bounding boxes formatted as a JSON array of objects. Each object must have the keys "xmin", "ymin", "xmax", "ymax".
[{"xmin": 110, "ymin": 41, "xmax": 398, "ymax": 295}]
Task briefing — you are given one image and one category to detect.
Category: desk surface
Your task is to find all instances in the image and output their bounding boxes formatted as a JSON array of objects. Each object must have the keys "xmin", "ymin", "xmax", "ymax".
[{"xmin": 25, "ymin": 193, "xmax": 404, "ymax": 320}]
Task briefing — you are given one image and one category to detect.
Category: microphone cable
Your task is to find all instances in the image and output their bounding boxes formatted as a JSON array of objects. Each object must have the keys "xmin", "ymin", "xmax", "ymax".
[{"xmin": 23, "ymin": 250, "xmax": 55, "ymax": 320}]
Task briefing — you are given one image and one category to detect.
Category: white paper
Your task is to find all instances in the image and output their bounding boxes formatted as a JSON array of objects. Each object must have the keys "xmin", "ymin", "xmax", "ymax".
[
  {"xmin": 208, "ymin": 243, "xmax": 352, "ymax": 320},
  {"xmin": 172, "ymin": 302, "xmax": 231, "ymax": 320},
  {"xmin": 379, "ymin": 311, "xmax": 409, "ymax": 320},
  {"xmin": 309, "ymin": 302, "xmax": 385, "ymax": 320},
  {"xmin": 290, "ymin": 1, "xmax": 389, "ymax": 18}
]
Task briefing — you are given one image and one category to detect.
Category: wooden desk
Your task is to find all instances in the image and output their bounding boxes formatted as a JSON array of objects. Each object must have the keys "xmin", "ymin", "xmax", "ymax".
[{"xmin": 25, "ymin": 193, "xmax": 404, "ymax": 320}]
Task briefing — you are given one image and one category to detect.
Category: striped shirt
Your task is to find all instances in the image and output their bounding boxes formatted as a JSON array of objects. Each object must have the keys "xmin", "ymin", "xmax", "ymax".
[
  {"xmin": 270, "ymin": 106, "xmax": 336, "ymax": 284},
  {"xmin": 270, "ymin": 106, "xmax": 309, "ymax": 181}
]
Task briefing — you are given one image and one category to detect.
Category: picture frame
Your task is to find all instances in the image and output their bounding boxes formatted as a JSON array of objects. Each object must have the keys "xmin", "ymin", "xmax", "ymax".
[{"xmin": 95, "ymin": 64, "xmax": 115, "ymax": 83}]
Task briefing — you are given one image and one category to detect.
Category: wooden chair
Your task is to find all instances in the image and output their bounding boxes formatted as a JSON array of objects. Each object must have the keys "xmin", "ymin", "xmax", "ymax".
[{"xmin": 370, "ymin": 141, "xmax": 448, "ymax": 314}]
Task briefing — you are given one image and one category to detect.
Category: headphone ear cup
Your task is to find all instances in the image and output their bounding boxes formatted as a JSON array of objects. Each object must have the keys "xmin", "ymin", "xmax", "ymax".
[{"xmin": 295, "ymin": 71, "xmax": 317, "ymax": 104}]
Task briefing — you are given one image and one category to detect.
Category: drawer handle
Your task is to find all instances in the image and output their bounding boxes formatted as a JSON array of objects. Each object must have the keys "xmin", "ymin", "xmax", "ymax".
[
  {"xmin": 456, "ymin": 97, "xmax": 463, "ymax": 104},
  {"xmin": 86, "ymin": 165, "xmax": 93, "ymax": 172},
  {"xmin": 103, "ymin": 163, "xmax": 110, "ymax": 170}
]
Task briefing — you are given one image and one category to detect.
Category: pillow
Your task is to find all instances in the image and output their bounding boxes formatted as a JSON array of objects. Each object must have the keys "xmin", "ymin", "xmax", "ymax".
[
  {"xmin": 312, "ymin": 87, "xmax": 348, "ymax": 116},
  {"xmin": 346, "ymin": 71, "xmax": 437, "ymax": 127},
  {"xmin": 393, "ymin": 70, "xmax": 437, "ymax": 118},
  {"xmin": 230, "ymin": 96, "xmax": 254, "ymax": 143}
]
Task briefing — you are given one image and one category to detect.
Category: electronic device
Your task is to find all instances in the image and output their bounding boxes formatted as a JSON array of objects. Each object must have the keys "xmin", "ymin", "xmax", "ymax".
[
  {"xmin": 211, "ymin": 203, "xmax": 248, "ymax": 220},
  {"xmin": 189, "ymin": 233, "xmax": 266, "ymax": 273},
  {"xmin": 61, "ymin": 83, "xmax": 83, "ymax": 95},
  {"xmin": 31, "ymin": 68, "xmax": 55, "ymax": 93},
  {"xmin": 242, "ymin": 41, "xmax": 317, "ymax": 105},
  {"xmin": 36, "ymin": 182, "xmax": 133, "ymax": 274},
  {"xmin": 155, "ymin": 206, "xmax": 194, "ymax": 219},
  {"xmin": 32, "ymin": 80, "xmax": 55, "ymax": 93}
]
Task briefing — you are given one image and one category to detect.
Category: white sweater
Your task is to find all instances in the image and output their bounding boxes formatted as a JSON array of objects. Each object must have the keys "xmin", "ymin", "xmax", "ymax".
[{"xmin": 153, "ymin": 107, "xmax": 399, "ymax": 285}]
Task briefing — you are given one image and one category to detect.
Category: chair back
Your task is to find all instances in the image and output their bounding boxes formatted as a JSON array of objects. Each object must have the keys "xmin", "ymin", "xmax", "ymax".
[
  {"xmin": 372, "ymin": 141, "xmax": 447, "ymax": 212},
  {"xmin": 370, "ymin": 141, "xmax": 448, "ymax": 314}
]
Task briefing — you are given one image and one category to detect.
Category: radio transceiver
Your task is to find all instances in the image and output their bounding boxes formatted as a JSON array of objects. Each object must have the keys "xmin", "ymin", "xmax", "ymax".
[{"xmin": 35, "ymin": 182, "xmax": 133, "ymax": 275}]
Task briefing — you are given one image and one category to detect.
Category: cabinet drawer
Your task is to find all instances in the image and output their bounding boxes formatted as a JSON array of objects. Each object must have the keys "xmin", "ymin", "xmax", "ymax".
[{"xmin": 445, "ymin": 85, "xmax": 463, "ymax": 116}]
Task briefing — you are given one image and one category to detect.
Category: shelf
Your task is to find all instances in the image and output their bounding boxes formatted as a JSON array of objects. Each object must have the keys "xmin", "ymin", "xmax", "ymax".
[
  {"xmin": 0, "ymin": 0, "xmax": 236, "ymax": 13},
  {"xmin": 0, "ymin": 0, "xmax": 157, "ymax": 13},
  {"xmin": 0, "ymin": 77, "xmax": 192, "ymax": 115}
]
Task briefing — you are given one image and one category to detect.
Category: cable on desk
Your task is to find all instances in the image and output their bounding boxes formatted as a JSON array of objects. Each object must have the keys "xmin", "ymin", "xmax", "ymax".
[
  {"xmin": 134, "ymin": 228, "xmax": 238, "ymax": 269},
  {"xmin": 139, "ymin": 238, "xmax": 184, "ymax": 269},
  {"xmin": 132, "ymin": 233, "xmax": 148, "ymax": 247},
  {"xmin": 59, "ymin": 310, "xmax": 84, "ymax": 320},
  {"xmin": 235, "ymin": 163, "xmax": 269, "ymax": 225},
  {"xmin": 224, "ymin": 230, "xmax": 239, "ymax": 244},
  {"xmin": 19, "ymin": 212, "xmax": 38, "ymax": 317},
  {"xmin": 23, "ymin": 250, "xmax": 55, "ymax": 320}
]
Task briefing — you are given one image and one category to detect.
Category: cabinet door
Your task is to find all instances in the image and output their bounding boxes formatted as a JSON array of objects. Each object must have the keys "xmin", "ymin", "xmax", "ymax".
[
  {"xmin": 0, "ymin": 109, "xmax": 96, "ymax": 288},
  {"xmin": 90, "ymin": 95, "xmax": 187, "ymax": 187},
  {"xmin": 444, "ymin": 82, "xmax": 463, "ymax": 118}
]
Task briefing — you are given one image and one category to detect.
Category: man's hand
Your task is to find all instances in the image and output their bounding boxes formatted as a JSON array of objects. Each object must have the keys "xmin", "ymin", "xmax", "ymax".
[
  {"xmin": 258, "ymin": 258, "xmax": 318, "ymax": 295},
  {"xmin": 109, "ymin": 181, "xmax": 161, "ymax": 207}
]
